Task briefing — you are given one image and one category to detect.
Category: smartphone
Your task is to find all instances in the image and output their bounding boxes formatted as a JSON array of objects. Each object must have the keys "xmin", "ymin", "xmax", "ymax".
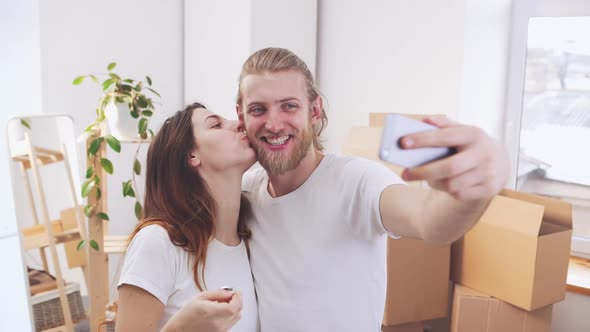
[{"xmin": 379, "ymin": 114, "xmax": 455, "ymax": 168}]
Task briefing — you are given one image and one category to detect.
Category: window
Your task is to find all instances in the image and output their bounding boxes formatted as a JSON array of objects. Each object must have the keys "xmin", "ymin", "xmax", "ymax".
[{"xmin": 516, "ymin": 16, "xmax": 590, "ymax": 258}]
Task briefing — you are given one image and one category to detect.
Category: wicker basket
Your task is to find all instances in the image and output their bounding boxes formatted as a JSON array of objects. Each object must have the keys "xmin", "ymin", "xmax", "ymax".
[{"xmin": 30, "ymin": 282, "xmax": 86, "ymax": 331}]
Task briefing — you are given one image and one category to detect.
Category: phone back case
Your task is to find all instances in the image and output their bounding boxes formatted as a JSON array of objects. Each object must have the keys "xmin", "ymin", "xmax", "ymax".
[{"xmin": 379, "ymin": 114, "xmax": 453, "ymax": 168}]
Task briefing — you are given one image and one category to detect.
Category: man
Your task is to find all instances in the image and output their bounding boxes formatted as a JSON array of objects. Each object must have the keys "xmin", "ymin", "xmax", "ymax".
[{"xmin": 236, "ymin": 47, "xmax": 509, "ymax": 331}]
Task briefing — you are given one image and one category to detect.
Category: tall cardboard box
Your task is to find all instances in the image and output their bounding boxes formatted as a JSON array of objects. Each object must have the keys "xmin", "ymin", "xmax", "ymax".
[
  {"xmin": 383, "ymin": 237, "xmax": 450, "ymax": 325},
  {"xmin": 451, "ymin": 189, "xmax": 572, "ymax": 311},
  {"xmin": 343, "ymin": 118, "xmax": 450, "ymax": 325},
  {"xmin": 451, "ymin": 284, "xmax": 553, "ymax": 332}
]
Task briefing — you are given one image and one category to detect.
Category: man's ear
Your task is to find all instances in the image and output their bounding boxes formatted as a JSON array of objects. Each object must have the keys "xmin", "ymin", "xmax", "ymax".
[
  {"xmin": 310, "ymin": 96, "xmax": 323, "ymax": 123},
  {"xmin": 188, "ymin": 151, "xmax": 201, "ymax": 167}
]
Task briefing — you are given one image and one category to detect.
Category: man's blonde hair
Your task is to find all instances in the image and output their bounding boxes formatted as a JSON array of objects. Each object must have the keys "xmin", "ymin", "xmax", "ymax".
[{"xmin": 237, "ymin": 47, "xmax": 328, "ymax": 151}]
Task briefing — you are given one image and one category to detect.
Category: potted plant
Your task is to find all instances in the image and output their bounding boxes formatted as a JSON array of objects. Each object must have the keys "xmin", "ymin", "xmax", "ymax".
[{"xmin": 72, "ymin": 63, "xmax": 159, "ymax": 250}]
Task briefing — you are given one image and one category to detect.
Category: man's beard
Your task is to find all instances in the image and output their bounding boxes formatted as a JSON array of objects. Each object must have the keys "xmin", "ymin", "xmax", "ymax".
[{"xmin": 251, "ymin": 124, "xmax": 314, "ymax": 176}]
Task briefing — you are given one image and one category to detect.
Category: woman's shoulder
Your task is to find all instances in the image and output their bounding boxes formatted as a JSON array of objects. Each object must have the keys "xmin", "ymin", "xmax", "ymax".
[
  {"xmin": 136, "ymin": 223, "xmax": 169, "ymax": 237},
  {"xmin": 127, "ymin": 223, "xmax": 176, "ymax": 253}
]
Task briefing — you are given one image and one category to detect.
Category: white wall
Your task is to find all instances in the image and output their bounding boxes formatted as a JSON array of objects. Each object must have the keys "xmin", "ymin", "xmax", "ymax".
[
  {"xmin": 0, "ymin": 0, "xmax": 39, "ymax": 329},
  {"xmin": 184, "ymin": 0, "xmax": 251, "ymax": 118},
  {"xmin": 37, "ymin": 0, "xmax": 185, "ymax": 294},
  {"xmin": 251, "ymin": 0, "xmax": 318, "ymax": 76},
  {"xmin": 184, "ymin": 0, "xmax": 317, "ymax": 120},
  {"xmin": 457, "ymin": 0, "xmax": 512, "ymax": 139},
  {"xmin": 318, "ymin": 0, "xmax": 467, "ymax": 154}
]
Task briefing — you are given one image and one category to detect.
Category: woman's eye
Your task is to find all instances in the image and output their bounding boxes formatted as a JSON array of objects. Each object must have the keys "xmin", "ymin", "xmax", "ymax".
[{"xmin": 211, "ymin": 122, "xmax": 222, "ymax": 128}]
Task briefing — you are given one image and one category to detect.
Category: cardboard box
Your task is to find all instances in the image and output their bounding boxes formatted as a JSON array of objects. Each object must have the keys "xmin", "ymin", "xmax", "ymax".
[
  {"xmin": 382, "ymin": 321, "xmax": 424, "ymax": 332},
  {"xmin": 383, "ymin": 237, "xmax": 450, "ymax": 325},
  {"xmin": 451, "ymin": 189, "xmax": 572, "ymax": 311},
  {"xmin": 343, "ymin": 115, "xmax": 450, "ymax": 325},
  {"xmin": 451, "ymin": 284, "xmax": 552, "ymax": 332}
]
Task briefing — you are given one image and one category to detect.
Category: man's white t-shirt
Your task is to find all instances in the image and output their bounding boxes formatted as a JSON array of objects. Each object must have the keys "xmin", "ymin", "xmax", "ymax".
[
  {"xmin": 243, "ymin": 154, "xmax": 404, "ymax": 332},
  {"xmin": 118, "ymin": 224, "xmax": 260, "ymax": 331}
]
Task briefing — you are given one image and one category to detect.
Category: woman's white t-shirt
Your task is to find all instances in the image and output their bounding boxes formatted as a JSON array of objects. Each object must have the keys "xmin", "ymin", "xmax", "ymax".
[{"xmin": 118, "ymin": 224, "xmax": 259, "ymax": 331}]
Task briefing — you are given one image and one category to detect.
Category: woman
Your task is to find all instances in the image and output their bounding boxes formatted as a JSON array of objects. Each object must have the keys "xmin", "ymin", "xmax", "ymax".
[{"xmin": 115, "ymin": 102, "xmax": 259, "ymax": 332}]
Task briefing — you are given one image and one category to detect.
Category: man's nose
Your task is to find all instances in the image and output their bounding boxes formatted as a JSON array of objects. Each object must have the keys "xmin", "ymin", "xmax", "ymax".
[{"xmin": 265, "ymin": 109, "xmax": 284, "ymax": 133}]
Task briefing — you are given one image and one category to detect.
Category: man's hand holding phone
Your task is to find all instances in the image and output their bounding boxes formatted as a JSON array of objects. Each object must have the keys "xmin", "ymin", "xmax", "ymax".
[{"xmin": 379, "ymin": 114, "xmax": 509, "ymax": 201}]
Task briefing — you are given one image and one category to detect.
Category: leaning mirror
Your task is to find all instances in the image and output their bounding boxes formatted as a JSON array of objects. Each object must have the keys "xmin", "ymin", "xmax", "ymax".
[{"xmin": 6, "ymin": 114, "xmax": 88, "ymax": 332}]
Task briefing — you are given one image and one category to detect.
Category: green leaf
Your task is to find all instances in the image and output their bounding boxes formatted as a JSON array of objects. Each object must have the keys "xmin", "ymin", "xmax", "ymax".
[
  {"xmin": 122, "ymin": 180, "xmax": 130, "ymax": 196},
  {"xmin": 148, "ymin": 129, "xmax": 155, "ymax": 138},
  {"xmin": 140, "ymin": 132, "xmax": 148, "ymax": 140},
  {"xmin": 96, "ymin": 212, "xmax": 110, "ymax": 221},
  {"xmin": 130, "ymin": 111, "xmax": 140, "ymax": 119},
  {"xmin": 133, "ymin": 159, "xmax": 141, "ymax": 175},
  {"xmin": 147, "ymin": 87, "xmax": 161, "ymax": 98},
  {"xmin": 21, "ymin": 119, "xmax": 31, "ymax": 130},
  {"xmin": 134, "ymin": 201, "xmax": 143, "ymax": 220},
  {"xmin": 108, "ymin": 73, "xmax": 121, "ymax": 81},
  {"xmin": 76, "ymin": 240, "xmax": 86, "ymax": 251},
  {"xmin": 137, "ymin": 96, "xmax": 148, "ymax": 108},
  {"xmin": 84, "ymin": 205, "xmax": 94, "ymax": 217},
  {"xmin": 124, "ymin": 79, "xmax": 134, "ymax": 83},
  {"xmin": 134, "ymin": 82, "xmax": 143, "ymax": 91},
  {"xmin": 85, "ymin": 167, "xmax": 94, "ymax": 179},
  {"xmin": 89, "ymin": 239, "xmax": 100, "ymax": 251},
  {"xmin": 72, "ymin": 75, "xmax": 86, "ymax": 85},
  {"xmin": 102, "ymin": 78, "xmax": 115, "ymax": 91},
  {"xmin": 88, "ymin": 137, "xmax": 103, "ymax": 156},
  {"xmin": 96, "ymin": 187, "xmax": 102, "ymax": 200},
  {"xmin": 107, "ymin": 62, "xmax": 117, "ymax": 71},
  {"xmin": 138, "ymin": 118, "xmax": 148, "ymax": 134},
  {"xmin": 122, "ymin": 180, "xmax": 136, "ymax": 198},
  {"xmin": 142, "ymin": 110, "xmax": 153, "ymax": 117},
  {"xmin": 81, "ymin": 178, "xmax": 95, "ymax": 198},
  {"xmin": 146, "ymin": 76, "xmax": 152, "ymax": 86},
  {"xmin": 100, "ymin": 158, "xmax": 114, "ymax": 174},
  {"xmin": 105, "ymin": 135, "xmax": 121, "ymax": 153},
  {"xmin": 89, "ymin": 74, "xmax": 99, "ymax": 84}
]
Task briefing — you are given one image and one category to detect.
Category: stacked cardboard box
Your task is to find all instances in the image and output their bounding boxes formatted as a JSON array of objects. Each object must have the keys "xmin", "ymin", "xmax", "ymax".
[
  {"xmin": 342, "ymin": 113, "xmax": 573, "ymax": 332},
  {"xmin": 450, "ymin": 189, "xmax": 572, "ymax": 331},
  {"xmin": 451, "ymin": 284, "xmax": 553, "ymax": 332}
]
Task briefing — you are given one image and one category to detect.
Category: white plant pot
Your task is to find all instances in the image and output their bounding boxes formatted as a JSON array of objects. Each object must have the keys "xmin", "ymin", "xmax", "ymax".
[{"xmin": 105, "ymin": 102, "xmax": 139, "ymax": 139}]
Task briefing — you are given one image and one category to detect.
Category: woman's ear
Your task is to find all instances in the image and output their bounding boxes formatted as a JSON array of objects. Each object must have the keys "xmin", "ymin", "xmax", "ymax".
[{"xmin": 188, "ymin": 151, "xmax": 201, "ymax": 167}]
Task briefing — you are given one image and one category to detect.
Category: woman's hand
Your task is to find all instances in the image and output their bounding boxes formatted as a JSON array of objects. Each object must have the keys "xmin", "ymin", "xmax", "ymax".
[{"xmin": 161, "ymin": 289, "xmax": 243, "ymax": 332}]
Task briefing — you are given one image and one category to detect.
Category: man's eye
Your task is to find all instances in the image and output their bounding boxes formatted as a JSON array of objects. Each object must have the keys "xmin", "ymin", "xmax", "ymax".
[
  {"xmin": 249, "ymin": 107, "xmax": 265, "ymax": 115},
  {"xmin": 283, "ymin": 103, "xmax": 298, "ymax": 111}
]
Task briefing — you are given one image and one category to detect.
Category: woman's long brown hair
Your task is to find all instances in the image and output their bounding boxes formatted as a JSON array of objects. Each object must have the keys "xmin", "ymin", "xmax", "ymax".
[{"xmin": 127, "ymin": 102, "xmax": 251, "ymax": 291}]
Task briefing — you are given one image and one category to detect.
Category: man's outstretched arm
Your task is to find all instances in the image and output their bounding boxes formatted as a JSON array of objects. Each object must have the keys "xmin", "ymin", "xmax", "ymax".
[{"xmin": 379, "ymin": 116, "xmax": 509, "ymax": 244}]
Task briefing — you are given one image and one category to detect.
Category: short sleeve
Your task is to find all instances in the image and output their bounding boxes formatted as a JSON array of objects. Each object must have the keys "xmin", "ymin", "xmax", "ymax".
[
  {"xmin": 117, "ymin": 225, "xmax": 177, "ymax": 305},
  {"xmin": 345, "ymin": 157, "xmax": 406, "ymax": 238},
  {"xmin": 242, "ymin": 163, "xmax": 266, "ymax": 193}
]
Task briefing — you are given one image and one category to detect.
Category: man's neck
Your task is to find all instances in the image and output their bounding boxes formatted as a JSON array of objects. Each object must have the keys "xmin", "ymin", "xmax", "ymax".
[{"xmin": 267, "ymin": 149, "xmax": 324, "ymax": 197}]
